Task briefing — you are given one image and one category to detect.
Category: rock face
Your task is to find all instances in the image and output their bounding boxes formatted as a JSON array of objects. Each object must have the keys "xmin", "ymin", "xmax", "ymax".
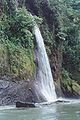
[
  {"xmin": 0, "ymin": 0, "xmax": 80, "ymax": 106},
  {"xmin": 0, "ymin": 0, "xmax": 63, "ymax": 106},
  {"xmin": 0, "ymin": 76, "xmax": 41, "ymax": 105}
]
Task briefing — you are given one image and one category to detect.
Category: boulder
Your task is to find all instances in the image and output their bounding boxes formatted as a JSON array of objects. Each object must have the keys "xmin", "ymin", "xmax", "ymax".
[{"xmin": 16, "ymin": 101, "xmax": 36, "ymax": 108}]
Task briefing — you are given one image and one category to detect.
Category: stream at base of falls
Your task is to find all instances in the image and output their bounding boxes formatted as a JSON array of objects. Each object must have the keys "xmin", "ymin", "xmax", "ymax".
[{"xmin": 0, "ymin": 99, "xmax": 80, "ymax": 120}]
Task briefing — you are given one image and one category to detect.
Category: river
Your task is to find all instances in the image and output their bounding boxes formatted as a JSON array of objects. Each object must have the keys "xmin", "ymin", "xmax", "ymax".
[{"xmin": 0, "ymin": 100, "xmax": 80, "ymax": 120}]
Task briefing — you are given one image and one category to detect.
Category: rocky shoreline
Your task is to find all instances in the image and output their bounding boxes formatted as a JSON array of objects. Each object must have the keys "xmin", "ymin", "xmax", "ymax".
[{"xmin": 0, "ymin": 76, "xmax": 38, "ymax": 105}]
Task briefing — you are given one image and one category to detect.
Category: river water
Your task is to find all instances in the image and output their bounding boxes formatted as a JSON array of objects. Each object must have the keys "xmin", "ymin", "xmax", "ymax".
[{"xmin": 0, "ymin": 100, "xmax": 80, "ymax": 120}]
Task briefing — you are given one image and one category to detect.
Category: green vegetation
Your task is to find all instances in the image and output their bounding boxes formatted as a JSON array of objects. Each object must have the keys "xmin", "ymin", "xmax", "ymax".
[
  {"xmin": 61, "ymin": 68, "xmax": 80, "ymax": 95},
  {"xmin": 51, "ymin": 0, "xmax": 80, "ymax": 94},
  {"xmin": 48, "ymin": 0, "xmax": 80, "ymax": 81},
  {"xmin": 0, "ymin": 0, "xmax": 80, "ymax": 96},
  {"xmin": 0, "ymin": 1, "xmax": 35, "ymax": 79},
  {"xmin": 34, "ymin": 0, "xmax": 80, "ymax": 95},
  {"xmin": 61, "ymin": 0, "xmax": 80, "ymax": 83}
]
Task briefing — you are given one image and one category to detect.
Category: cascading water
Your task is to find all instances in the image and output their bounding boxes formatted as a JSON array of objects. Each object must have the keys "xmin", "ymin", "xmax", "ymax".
[{"xmin": 32, "ymin": 23, "xmax": 57, "ymax": 102}]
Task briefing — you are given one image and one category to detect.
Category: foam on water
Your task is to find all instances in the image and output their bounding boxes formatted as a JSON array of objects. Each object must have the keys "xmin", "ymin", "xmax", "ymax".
[{"xmin": 0, "ymin": 105, "xmax": 15, "ymax": 111}]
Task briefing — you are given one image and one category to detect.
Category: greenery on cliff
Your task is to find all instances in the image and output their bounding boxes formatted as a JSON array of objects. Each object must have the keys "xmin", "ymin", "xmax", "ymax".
[
  {"xmin": 0, "ymin": 0, "xmax": 80, "ymax": 97},
  {"xmin": 58, "ymin": 0, "xmax": 80, "ymax": 96},
  {"xmin": 46, "ymin": 0, "xmax": 80, "ymax": 96},
  {"xmin": 28, "ymin": 0, "xmax": 80, "ymax": 96},
  {"xmin": 61, "ymin": 0, "xmax": 80, "ymax": 96},
  {"xmin": 0, "ymin": 1, "xmax": 35, "ymax": 79}
]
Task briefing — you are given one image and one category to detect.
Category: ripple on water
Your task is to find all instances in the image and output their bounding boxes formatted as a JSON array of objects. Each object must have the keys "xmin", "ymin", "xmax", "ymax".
[{"xmin": 0, "ymin": 100, "xmax": 80, "ymax": 120}]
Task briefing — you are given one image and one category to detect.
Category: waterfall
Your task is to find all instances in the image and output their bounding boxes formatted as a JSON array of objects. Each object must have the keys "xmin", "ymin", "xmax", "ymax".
[{"xmin": 32, "ymin": 23, "xmax": 57, "ymax": 102}]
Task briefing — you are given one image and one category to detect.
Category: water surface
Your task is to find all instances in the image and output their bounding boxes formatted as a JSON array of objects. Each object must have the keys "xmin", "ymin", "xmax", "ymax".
[{"xmin": 0, "ymin": 100, "xmax": 80, "ymax": 120}]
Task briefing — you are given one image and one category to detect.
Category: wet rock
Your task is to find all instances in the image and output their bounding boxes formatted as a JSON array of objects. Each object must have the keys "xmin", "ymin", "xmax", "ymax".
[{"xmin": 16, "ymin": 101, "xmax": 36, "ymax": 108}]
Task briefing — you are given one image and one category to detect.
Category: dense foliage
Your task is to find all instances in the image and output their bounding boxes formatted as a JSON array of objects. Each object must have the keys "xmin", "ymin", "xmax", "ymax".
[
  {"xmin": 35, "ymin": 0, "xmax": 80, "ymax": 95},
  {"xmin": 61, "ymin": 0, "xmax": 80, "ymax": 83},
  {"xmin": 52, "ymin": 0, "xmax": 80, "ymax": 95},
  {"xmin": 0, "ymin": 0, "xmax": 80, "ymax": 96},
  {"xmin": 0, "ymin": 1, "xmax": 35, "ymax": 79},
  {"xmin": 48, "ymin": 0, "xmax": 80, "ymax": 82}
]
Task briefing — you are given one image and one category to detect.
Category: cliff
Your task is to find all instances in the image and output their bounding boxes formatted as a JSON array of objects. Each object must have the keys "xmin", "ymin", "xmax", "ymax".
[
  {"xmin": 24, "ymin": 0, "xmax": 80, "ymax": 98},
  {"xmin": 0, "ymin": 0, "xmax": 80, "ymax": 105}
]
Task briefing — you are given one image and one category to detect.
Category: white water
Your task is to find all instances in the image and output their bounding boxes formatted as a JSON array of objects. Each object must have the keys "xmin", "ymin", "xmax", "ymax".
[{"xmin": 33, "ymin": 23, "xmax": 57, "ymax": 102}]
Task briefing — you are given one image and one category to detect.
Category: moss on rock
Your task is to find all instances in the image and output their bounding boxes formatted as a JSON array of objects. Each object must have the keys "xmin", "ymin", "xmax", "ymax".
[
  {"xmin": 0, "ymin": 41, "xmax": 35, "ymax": 79},
  {"xmin": 61, "ymin": 68, "xmax": 80, "ymax": 97}
]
